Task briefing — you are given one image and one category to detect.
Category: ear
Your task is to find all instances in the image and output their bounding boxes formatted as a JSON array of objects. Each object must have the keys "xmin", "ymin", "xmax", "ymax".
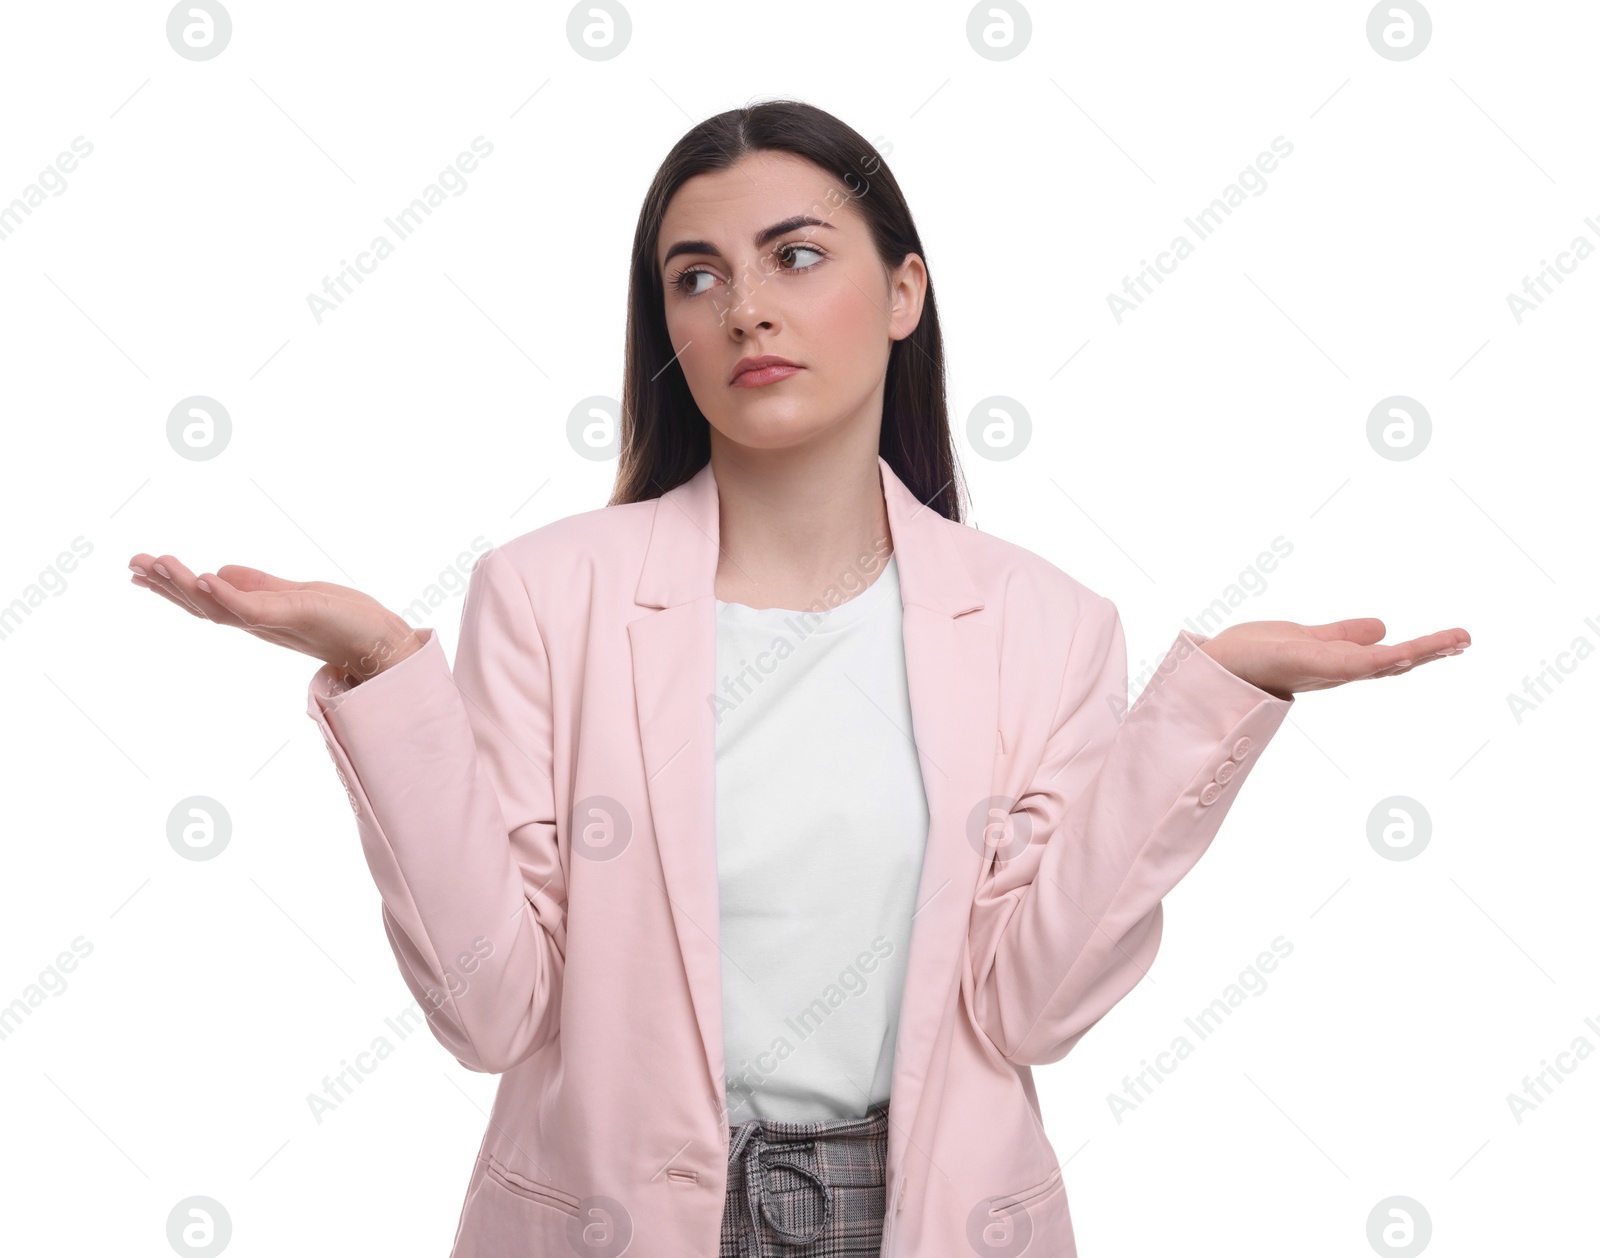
[{"xmin": 887, "ymin": 252, "xmax": 928, "ymax": 343}]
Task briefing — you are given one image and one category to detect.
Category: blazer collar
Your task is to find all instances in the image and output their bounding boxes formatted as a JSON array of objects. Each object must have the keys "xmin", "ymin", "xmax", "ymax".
[{"xmin": 634, "ymin": 454, "xmax": 983, "ymax": 617}]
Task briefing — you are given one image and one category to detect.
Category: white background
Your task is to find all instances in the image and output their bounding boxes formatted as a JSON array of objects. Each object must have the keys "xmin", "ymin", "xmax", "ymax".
[{"xmin": 1, "ymin": 1, "xmax": 1594, "ymax": 1254}]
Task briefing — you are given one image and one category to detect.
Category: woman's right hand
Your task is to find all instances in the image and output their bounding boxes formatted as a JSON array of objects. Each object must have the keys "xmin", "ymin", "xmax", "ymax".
[{"xmin": 128, "ymin": 552, "xmax": 423, "ymax": 685}]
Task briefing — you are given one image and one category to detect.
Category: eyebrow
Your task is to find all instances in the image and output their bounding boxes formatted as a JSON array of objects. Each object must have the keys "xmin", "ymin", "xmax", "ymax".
[{"xmin": 660, "ymin": 214, "xmax": 836, "ymax": 272}]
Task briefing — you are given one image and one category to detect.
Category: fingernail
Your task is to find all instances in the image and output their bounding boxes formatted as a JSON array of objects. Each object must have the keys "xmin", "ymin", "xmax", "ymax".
[
  {"xmin": 130, "ymin": 564, "xmax": 146, "ymax": 576},
  {"xmin": 197, "ymin": 578, "xmax": 211, "ymax": 593},
  {"xmin": 153, "ymin": 563, "xmax": 171, "ymax": 578},
  {"xmin": 1395, "ymin": 658, "xmax": 1413, "ymax": 668}
]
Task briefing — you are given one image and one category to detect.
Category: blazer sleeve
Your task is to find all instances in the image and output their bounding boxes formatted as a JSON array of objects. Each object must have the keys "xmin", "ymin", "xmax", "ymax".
[
  {"xmin": 968, "ymin": 594, "xmax": 1293, "ymax": 1067},
  {"xmin": 305, "ymin": 545, "xmax": 566, "ymax": 1075}
]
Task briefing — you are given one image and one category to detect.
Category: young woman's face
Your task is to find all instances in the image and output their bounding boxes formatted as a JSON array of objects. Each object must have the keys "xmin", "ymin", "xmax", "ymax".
[{"xmin": 656, "ymin": 149, "xmax": 926, "ymax": 454}]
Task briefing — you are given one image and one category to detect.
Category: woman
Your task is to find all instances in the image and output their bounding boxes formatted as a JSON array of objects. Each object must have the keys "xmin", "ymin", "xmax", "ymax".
[{"xmin": 128, "ymin": 100, "xmax": 1468, "ymax": 1258}]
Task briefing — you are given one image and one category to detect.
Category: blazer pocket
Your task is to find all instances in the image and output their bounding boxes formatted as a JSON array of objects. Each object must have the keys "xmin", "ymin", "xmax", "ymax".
[
  {"xmin": 481, "ymin": 1152, "xmax": 580, "ymax": 1216},
  {"xmin": 990, "ymin": 1164, "xmax": 1064, "ymax": 1215}
]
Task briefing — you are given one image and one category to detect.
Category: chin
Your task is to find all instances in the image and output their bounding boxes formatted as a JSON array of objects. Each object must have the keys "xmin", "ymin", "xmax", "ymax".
[
  {"xmin": 713, "ymin": 415, "xmax": 831, "ymax": 452},
  {"xmin": 723, "ymin": 422, "xmax": 825, "ymax": 451}
]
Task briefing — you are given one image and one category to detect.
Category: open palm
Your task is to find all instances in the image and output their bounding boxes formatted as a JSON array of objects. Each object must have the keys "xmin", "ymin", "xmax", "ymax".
[
  {"xmin": 1199, "ymin": 618, "xmax": 1471, "ymax": 702},
  {"xmin": 128, "ymin": 552, "xmax": 420, "ymax": 680}
]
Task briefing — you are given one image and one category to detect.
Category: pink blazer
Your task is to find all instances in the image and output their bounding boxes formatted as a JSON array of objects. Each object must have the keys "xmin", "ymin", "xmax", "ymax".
[{"xmin": 306, "ymin": 454, "xmax": 1293, "ymax": 1256}]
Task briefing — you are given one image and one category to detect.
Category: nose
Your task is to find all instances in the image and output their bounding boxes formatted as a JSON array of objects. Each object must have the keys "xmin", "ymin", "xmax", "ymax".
[{"xmin": 721, "ymin": 260, "xmax": 779, "ymax": 336}]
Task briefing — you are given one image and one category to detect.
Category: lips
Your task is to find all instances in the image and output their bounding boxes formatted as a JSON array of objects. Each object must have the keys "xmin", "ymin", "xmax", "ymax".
[{"xmin": 730, "ymin": 355, "xmax": 800, "ymax": 385}]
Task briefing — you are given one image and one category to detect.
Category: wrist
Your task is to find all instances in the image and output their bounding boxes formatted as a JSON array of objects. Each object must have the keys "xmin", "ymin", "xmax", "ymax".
[
  {"xmin": 340, "ymin": 626, "xmax": 423, "ymax": 687},
  {"xmin": 1198, "ymin": 637, "xmax": 1294, "ymax": 702}
]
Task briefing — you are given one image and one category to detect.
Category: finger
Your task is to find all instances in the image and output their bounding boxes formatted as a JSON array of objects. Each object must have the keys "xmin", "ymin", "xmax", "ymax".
[
  {"xmin": 151, "ymin": 554, "xmax": 245, "ymax": 625},
  {"xmin": 1364, "ymin": 659, "xmax": 1421, "ymax": 679},
  {"xmin": 134, "ymin": 571, "xmax": 300, "ymax": 651},
  {"xmin": 1301, "ymin": 618, "xmax": 1387, "ymax": 645},
  {"xmin": 130, "ymin": 572, "xmax": 206, "ymax": 618},
  {"xmin": 138, "ymin": 554, "xmax": 208, "ymax": 615},
  {"xmin": 1353, "ymin": 637, "xmax": 1471, "ymax": 681},
  {"xmin": 1361, "ymin": 654, "xmax": 1447, "ymax": 682},
  {"xmin": 129, "ymin": 553, "xmax": 174, "ymax": 583},
  {"xmin": 192, "ymin": 570, "xmax": 279, "ymax": 630},
  {"xmin": 1393, "ymin": 628, "xmax": 1472, "ymax": 655},
  {"xmin": 214, "ymin": 564, "xmax": 300, "ymax": 593},
  {"xmin": 1373, "ymin": 629, "xmax": 1472, "ymax": 668}
]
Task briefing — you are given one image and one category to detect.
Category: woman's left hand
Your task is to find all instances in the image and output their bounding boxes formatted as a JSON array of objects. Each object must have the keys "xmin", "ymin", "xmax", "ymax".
[{"xmin": 1198, "ymin": 618, "xmax": 1471, "ymax": 702}]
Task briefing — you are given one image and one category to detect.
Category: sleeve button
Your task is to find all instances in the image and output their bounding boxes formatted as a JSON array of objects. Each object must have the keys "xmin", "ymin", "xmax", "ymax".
[
  {"xmin": 1215, "ymin": 760, "xmax": 1237, "ymax": 783},
  {"xmin": 1232, "ymin": 737, "xmax": 1253, "ymax": 759},
  {"xmin": 1200, "ymin": 782, "xmax": 1222, "ymax": 806}
]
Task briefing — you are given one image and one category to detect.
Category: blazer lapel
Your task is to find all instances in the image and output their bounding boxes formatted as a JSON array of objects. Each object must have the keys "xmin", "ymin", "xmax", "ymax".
[
  {"xmin": 628, "ymin": 455, "xmax": 998, "ymax": 1181},
  {"xmin": 874, "ymin": 462, "xmax": 998, "ymax": 1199},
  {"xmin": 629, "ymin": 460, "xmax": 727, "ymax": 1127}
]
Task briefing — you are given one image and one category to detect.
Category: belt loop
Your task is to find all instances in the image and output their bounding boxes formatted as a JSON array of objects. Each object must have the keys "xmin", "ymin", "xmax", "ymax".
[{"xmin": 728, "ymin": 1119, "xmax": 835, "ymax": 1256}]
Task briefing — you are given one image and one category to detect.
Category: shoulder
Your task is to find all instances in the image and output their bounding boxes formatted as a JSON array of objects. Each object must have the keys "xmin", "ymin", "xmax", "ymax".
[
  {"xmin": 479, "ymin": 497, "xmax": 658, "ymax": 582},
  {"xmin": 940, "ymin": 515, "xmax": 1117, "ymax": 627}
]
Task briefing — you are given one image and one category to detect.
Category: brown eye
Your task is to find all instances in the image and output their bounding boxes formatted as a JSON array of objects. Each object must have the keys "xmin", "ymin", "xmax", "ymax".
[
  {"xmin": 775, "ymin": 243, "xmax": 825, "ymax": 272},
  {"xmin": 670, "ymin": 267, "xmax": 715, "ymax": 296}
]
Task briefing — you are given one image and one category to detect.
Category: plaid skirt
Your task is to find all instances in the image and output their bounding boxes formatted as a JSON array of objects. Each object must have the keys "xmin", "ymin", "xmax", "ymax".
[{"xmin": 719, "ymin": 1101, "xmax": 890, "ymax": 1257}]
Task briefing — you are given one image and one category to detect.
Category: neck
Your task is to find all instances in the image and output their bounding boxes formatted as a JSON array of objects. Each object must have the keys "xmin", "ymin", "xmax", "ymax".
[{"xmin": 710, "ymin": 435, "xmax": 893, "ymax": 612}]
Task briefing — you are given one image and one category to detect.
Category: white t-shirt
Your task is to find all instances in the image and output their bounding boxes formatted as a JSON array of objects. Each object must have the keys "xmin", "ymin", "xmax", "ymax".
[{"xmin": 712, "ymin": 554, "xmax": 930, "ymax": 1125}]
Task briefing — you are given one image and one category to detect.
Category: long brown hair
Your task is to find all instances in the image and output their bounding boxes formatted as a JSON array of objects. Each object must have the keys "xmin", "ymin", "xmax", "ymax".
[{"xmin": 607, "ymin": 98, "xmax": 968, "ymax": 523}]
